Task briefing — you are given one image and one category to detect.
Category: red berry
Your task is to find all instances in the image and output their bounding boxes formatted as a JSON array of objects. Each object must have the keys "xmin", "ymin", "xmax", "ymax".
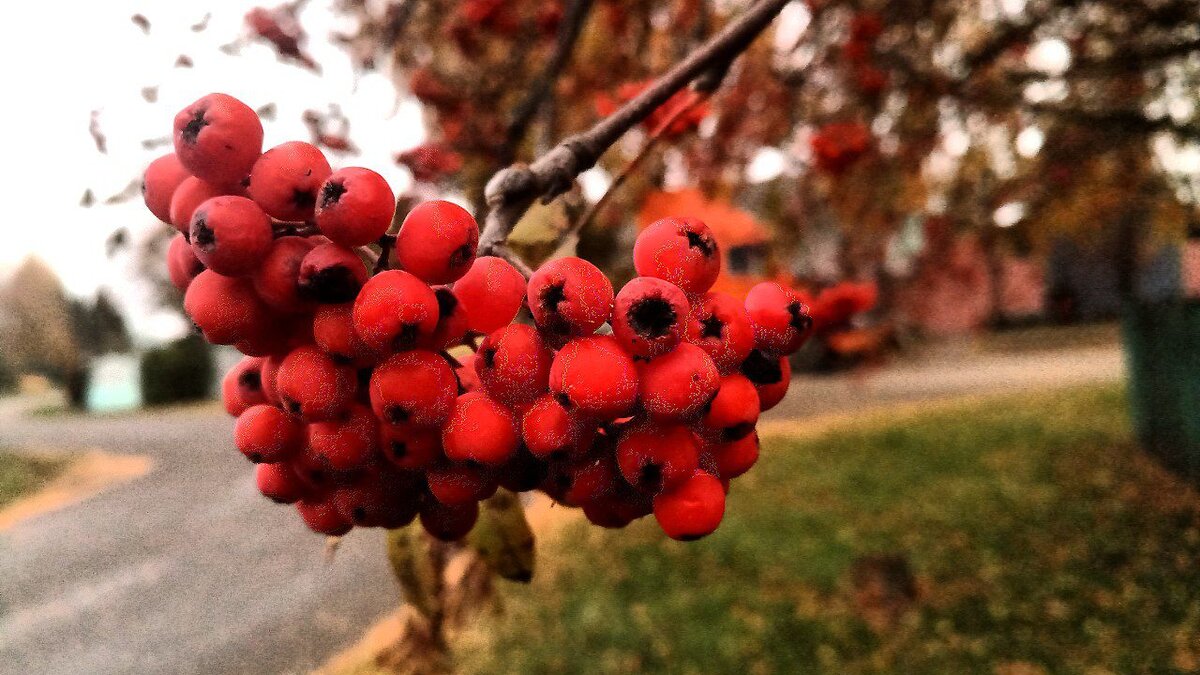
[
  {"xmin": 527, "ymin": 257, "xmax": 613, "ymax": 339},
  {"xmin": 442, "ymin": 392, "xmax": 520, "ymax": 466},
  {"xmin": 173, "ymin": 93, "xmax": 263, "ymax": 186},
  {"xmin": 232, "ymin": 314, "xmax": 306, "ymax": 358},
  {"xmin": 419, "ymin": 500, "xmax": 479, "ymax": 541},
  {"xmin": 142, "ymin": 153, "xmax": 191, "ymax": 223},
  {"xmin": 296, "ymin": 497, "xmax": 353, "ymax": 535},
  {"xmin": 370, "ymin": 350, "xmax": 458, "ymax": 427},
  {"xmin": 707, "ymin": 432, "xmax": 759, "ymax": 479},
  {"xmin": 297, "ymin": 243, "xmax": 369, "ymax": 304},
  {"xmin": 276, "ymin": 345, "xmax": 357, "ymax": 421},
  {"xmin": 334, "ymin": 473, "xmax": 420, "ymax": 528},
  {"xmin": 426, "ymin": 462, "xmax": 498, "ymax": 505},
  {"xmin": 352, "ymin": 270, "xmax": 440, "ymax": 352},
  {"xmin": 394, "ymin": 200, "xmax": 479, "ymax": 284},
  {"xmin": 612, "ymin": 277, "xmax": 690, "ymax": 358},
  {"xmin": 521, "ymin": 394, "xmax": 581, "ymax": 459},
  {"xmin": 700, "ymin": 373, "xmax": 760, "ymax": 440},
  {"xmin": 652, "ymin": 470, "xmax": 725, "ymax": 541},
  {"xmin": 222, "ymin": 356, "xmax": 266, "ymax": 416},
  {"xmin": 260, "ymin": 355, "xmax": 284, "ymax": 405},
  {"xmin": 423, "ymin": 287, "xmax": 470, "ymax": 350},
  {"xmin": 615, "ymin": 423, "xmax": 700, "ymax": 493},
  {"xmin": 189, "ymin": 196, "xmax": 273, "ymax": 276},
  {"xmin": 744, "ymin": 282, "xmax": 814, "ymax": 355},
  {"xmin": 380, "ymin": 424, "xmax": 443, "ymax": 470},
  {"xmin": 476, "ymin": 324, "xmax": 552, "ymax": 405},
  {"xmin": 549, "ymin": 336, "xmax": 638, "ymax": 420},
  {"xmin": 740, "ymin": 349, "xmax": 790, "ymax": 412},
  {"xmin": 496, "ymin": 448, "xmax": 550, "ymax": 492},
  {"xmin": 452, "ymin": 256, "xmax": 527, "ymax": 334},
  {"xmin": 247, "ymin": 141, "xmax": 332, "ymax": 221},
  {"xmin": 314, "ymin": 167, "xmax": 395, "ymax": 246},
  {"xmin": 255, "ymin": 462, "xmax": 309, "ymax": 504},
  {"xmin": 684, "ymin": 292, "xmax": 755, "ymax": 374},
  {"xmin": 583, "ymin": 488, "xmax": 652, "ymax": 528},
  {"xmin": 633, "ymin": 217, "xmax": 721, "ymax": 295},
  {"xmin": 235, "ymin": 404, "xmax": 305, "ymax": 463},
  {"xmin": 169, "ymin": 176, "xmax": 231, "ymax": 233},
  {"xmin": 307, "ymin": 404, "xmax": 379, "ymax": 471},
  {"xmin": 313, "ymin": 303, "xmax": 376, "ymax": 365},
  {"xmin": 167, "ymin": 233, "xmax": 205, "ymax": 291},
  {"xmin": 455, "ymin": 352, "xmax": 482, "ymax": 393},
  {"xmin": 557, "ymin": 454, "xmax": 621, "ymax": 507},
  {"xmin": 184, "ymin": 270, "xmax": 273, "ymax": 345},
  {"xmin": 637, "ymin": 342, "xmax": 719, "ymax": 421},
  {"xmin": 252, "ymin": 236, "xmax": 317, "ymax": 313}
]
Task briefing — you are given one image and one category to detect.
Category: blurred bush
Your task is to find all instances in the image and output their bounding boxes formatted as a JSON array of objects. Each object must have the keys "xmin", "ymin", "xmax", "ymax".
[{"xmin": 139, "ymin": 335, "xmax": 213, "ymax": 406}]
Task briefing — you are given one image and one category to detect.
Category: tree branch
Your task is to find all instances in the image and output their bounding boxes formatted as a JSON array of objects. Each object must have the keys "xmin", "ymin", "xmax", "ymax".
[{"xmin": 478, "ymin": 0, "xmax": 791, "ymax": 257}]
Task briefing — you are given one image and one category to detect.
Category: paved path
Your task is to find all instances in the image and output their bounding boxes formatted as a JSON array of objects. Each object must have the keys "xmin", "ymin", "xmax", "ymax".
[{"xmin": 0, "ymin": 344, "xmax": 1125, "ymax": 675}]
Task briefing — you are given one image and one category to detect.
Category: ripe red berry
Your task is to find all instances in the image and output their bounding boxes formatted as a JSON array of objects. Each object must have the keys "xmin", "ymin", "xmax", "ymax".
[
  {"xmin": 352, "ymin": 270, "xmax": 440, "ymax": 352},
  {"xmin": 611, "ymin": 277, "xmax": 690, "ymax": 358},
  {"xmin": 276, "ymin": 345, "xmax": 357, "ymax": 421},
  {"xmin": 744, "ymin": 282, "xmax": 814, "ymax": 355},
  {"xmin": 167, "ymin": 234, "xmax": 205, "ymax": 291},
  {"xmin": 247, "ymin": 141, "xmax": 332, "ymax": 221},
  {"xmin": 307, "ymin": 404, "xmax": 380, "ymax": 471},
  {"xmin": 252, "ymin": 236, "xmax": 317, "ymax": 313},
  {"xmin": 222, "ymin": 356, "xmax": 266, "ymax": 416},
  {"xmin": 740, "ymin": 349, "xmax": 791, "ymax": 412},
  {"xmin": 615, "ymin": 423, "xmax": 700, "ymax": 493},
  {"xmin": 189, "ymin": 196, "xmax": 273, "ymax": 276},
  {"xmin": 419, "ymin": 500, "xmax": 479, "ymax": 541},
  {"xmin": 380, "ymin": 424, "xmax": 443, "ymax": 470},
  {"xmin": 296, "ymin": 497, "xmax": 353, "ymax": 535},
  {"xmin": 235, "ymin": 404, "xmax": 305, "ymax": 463},
  {"xmin": 313, "ymin": 303, "xmax": 376, "ymax": 365},
  {"xmin": 652, "ymin": 470, "xmax": 726, "ymax": 541},
  {"xmin": 260, "ymin": 355, "xmax": 284, "ymax": 405},
  {"xmin": 426, "ymin": 462, "xmax": 499, "ymax": 505},
  {"xmin": 314, "ymin": 167, "xmax": 396, "ymax": 246},
  {"xmin": 522, "ymin": 395, "xmax": 578, "ymax": 459},
  {"xmin": 527, "ymin": 257, "xmax": 613, "ymax": 339},
  {"xmin": 255, "ymin": 462, "xmax": 309, "ymax": 504},
  {"xmin": 297, "ymin": 243, "xmax": 369, "ymax": 304},
  {"xmin": 633, "ymin": 217, "xmax": 721, "ymax": 295},
  {"xmin": 637, "ymin": 342, "xmax": 720, "ymax": 421},
  {"xmin": 169, "ymin": 176, "xmax": 231, "ymax": 233},
  {"xmin": 232, "ymin": 314, "xmax": 307, "ymax": 358},
  {"xmin": 559, "ymin": 454, "xmax": 621, "ymax": 507},
  {"xmin": 582, "ymin": 487, "xmax": 653, "ymax": 529},
  {"xmin": 549, "ymin": 336, "xmax": 638, "ymax": 420},
  {"xmin": 476, "ymin": 324, "xmax": 552, "ymax": 405},
  {"xmin": 184, "ymin": 270, "xmax": 272, "ymax": 345},
  {"xmin": 334, "ymin": 472, "xmax": 420, "ymax": 528},
  {"xmin": 455, "ymin": 352, "xmax": 482, "ymax": 393},
  {"xmin": 442, "ymin": 392, "xmax": 520, "ymax": 465},
  {"xmin": 685, "ymin": 292, "xmax": 755, "ymax": 374},
  {"xmin": 370, "ymin": 350, "xmax": 458, "ymax": 427},
  {"xmin": 423, "ymin": 287, "xmax": 470, "ymax": 350},
  {"xmin": 707, "ymin": 432, "xmax": 759, "ymax": 479},
  {"xmin": 700, "ymin": 373, "xmax": 760, "ymax": 440},
  {"xmin": 394, "ymin": 200, "xmax": 479, "ymax": 284},
  {"xmin": 452, "ymin": 256, "xmax": 526, "ymax": 334},
  {"xmin": 173, "ymin": 93, "xmax": 263, "ymax": 186},
  {"xmin": 142, "ymin": 153, "xmax": 191, "ymax": 223}
]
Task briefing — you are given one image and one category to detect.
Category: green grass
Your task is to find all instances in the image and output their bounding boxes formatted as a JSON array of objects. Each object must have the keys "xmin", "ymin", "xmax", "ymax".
[
  {"xmin": 0, "ymin": 451, "xmax": 65, "ymax": 508},
  {"xmin": 456, "ymin": 386, "xmax": 1200, "ymax": 674}
]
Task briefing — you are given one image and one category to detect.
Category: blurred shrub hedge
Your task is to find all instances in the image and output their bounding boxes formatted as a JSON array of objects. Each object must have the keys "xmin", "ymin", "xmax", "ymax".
[{"xmin": 140, "ymin": 335, "xmax": 213, "ymax": 406}]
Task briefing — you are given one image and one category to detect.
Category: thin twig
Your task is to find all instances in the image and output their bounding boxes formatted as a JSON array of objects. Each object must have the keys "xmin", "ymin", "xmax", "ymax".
[
  {"xmin": 374, "ymin": 234, "xmax": 396, "ymax": 275},
  {"xmin": 478, "ymin": 0, "xmax": 790, "ymax": 257}
]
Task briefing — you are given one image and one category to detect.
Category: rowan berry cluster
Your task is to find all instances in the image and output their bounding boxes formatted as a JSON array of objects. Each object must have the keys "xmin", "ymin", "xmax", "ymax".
[{"xmin": 144, "ymin": 93, "xmax": 813, "ymax": 543}]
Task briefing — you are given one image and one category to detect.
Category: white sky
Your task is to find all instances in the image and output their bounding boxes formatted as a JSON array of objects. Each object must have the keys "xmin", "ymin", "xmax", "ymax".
[{"xmin": 1, "ymin": 0, "xmax": 424, "ymax": 340}]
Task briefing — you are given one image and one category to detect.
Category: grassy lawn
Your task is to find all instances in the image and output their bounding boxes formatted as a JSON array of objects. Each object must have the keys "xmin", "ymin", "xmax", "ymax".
[
  {"xmin": 449, "ymin": 385, "xmax": 1200, "ymax": 674},
  {"xmin": 0, "ymin": 451, "xmax": 65, "ymax": 509}
]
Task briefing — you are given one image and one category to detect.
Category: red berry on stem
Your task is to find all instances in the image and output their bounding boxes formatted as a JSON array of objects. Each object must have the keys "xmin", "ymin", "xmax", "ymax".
[
  {"xmin": 222, "ymin": 356, "xmax": 266, "ymax": 416},
  {"xmin": 685, "ymin": 292, "xmax": 755, "ymax": 374},
  {"xmin": 707, "ymin": 432, "xmax": 759, "ymax": 479},
  {"xmin": 276, "ymin": 345, "xmax": 357, "ymax": 421},
  {"xmin": 380, "ymin": 424, "xmax": 443, "ymax": 470},
  {"xmin": 653, "ymin": 470, "xmax": 726, "ymax": 541},
  {"xmin": 442, "ymin": 392, "xmax": 520, "ymax": 466},
  {"xmin": 307, "ymin": 404, "xmax": 380, "ymax": 471},
  {"xmin": 637, "ymin": 342, "xmax": 720, "ymax": 421},
  {"xmin": 297, "ymin": 243, "xmax": 369, "ymax": 305},
  {"xmin": 521, "ymin": 394, "xmax": 578, "ymax": 459},
  {"xmin": 169, "ymin": 176, "xmax": 231, "ymax": 233},
  {"xmin": 296, "ymin": 497, "xmax": 353, "ymax": 536},
  {"xmin": 314, "ymin": 167, "xmax": 395, "ymax": 246},
  {"xmin": 549, "ymin": 336, "xmax": 638, "ymax": 420},
  {"xmin": 189, "ymin": 196, "xmax": 273, "ymax": 276},
  {"xmin": 394, "ymin": 200, "xmax": 479, "ymax": 284},
  {"xmin": 369, "ymin": 350, "xmax": 458, "ymax": 427},
  {"xmin": 143, "ymin": 153, "xmax": 191, "ymax": 223},
  {"xmin": 426, "ymin": 462, "xmax": 499, "ymax": 505},
  {"xmin": 255, "ymin": 462, "xmax": 309, "ymax": 504},
  {"xmin": 527, "ymin": 257, "xmax": 613, "ymax": 339},
  {"xmin": 612, "ymin": 277, "xmax": 690, "ymax": 358},
  {"xmin": 173, "ymin": 93, "xmax": 263, "ymax": 186},
  {"xmin": 452, "ymin": 256, "xmax": 526, "ymax": 334},
  {"xmin": 260, "ymin": 355, "xmax": 284, "ymax": 405},
  {"xmin": 633, "ymin": 217, "xmax": 721, "ymax": 295},
  {"xmin": 184, "ymin": 270, "xmax": 272, "ymax": 345},
  {"xmin": 740, "ymin": 349, "xmax": 791, "ymax": 412},
  {"xmin": 253, "ymin": 236, "xmax": 317, "ymax": 313},
  {"xmin": 419, "ymin": 500, "xmax": 479, "ymax": 541},
  {"xmin": 234, "ymin": 404, "xmax": 305, "ymax": 463},
  {"xmin": 313, "ymin": 303, "xmax": 376, "ymax": 365},
  {"xmin": 476, "ymin": 324, "xmax": 552, "ymax": 405},
  {"xmin": 744, "ymin": 282, "xmax": 814, "ymax": 355},
  {"xmin": 167, "ymin": 234, "xmax": 205, "ymax": 292},
  {"xmin": 455, "ymin": 353, "xmax": 482, "ymax": 393},
  {"xmin": 247, "ymin": 141, "xmax": 332, "ymax": 221},
  {"xmin": 615, "ymin": 423, "xmax": 700, "ymax": 494},
  {"xmin": 700, "ymin": 373, "xmax": 760, "ymax": 441},
  {"xmin": 423, "ymin": 287, "xmax": 470, "ymax": 350},
  {"xmin": 352, "ymin": 270, "xmax": 440, "ymax": 352}
]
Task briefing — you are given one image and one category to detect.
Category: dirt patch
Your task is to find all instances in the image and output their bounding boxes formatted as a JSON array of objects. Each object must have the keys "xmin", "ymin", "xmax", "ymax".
[{"xmin": 0, "ymin": 450, "xmax": 151, "ymax": 531}]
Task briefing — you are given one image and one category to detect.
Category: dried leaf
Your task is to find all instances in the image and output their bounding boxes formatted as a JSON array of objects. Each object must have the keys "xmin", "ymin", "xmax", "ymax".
[{"xmin": 466, "ymin": 490, "xmax": 535, "ymax": 583}]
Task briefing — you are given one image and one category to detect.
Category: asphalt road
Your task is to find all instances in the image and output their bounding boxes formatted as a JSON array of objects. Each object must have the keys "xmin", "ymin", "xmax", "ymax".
[{"xmin": 0, "ymin": 344, "xmax": 1125, "ymax": 675}]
